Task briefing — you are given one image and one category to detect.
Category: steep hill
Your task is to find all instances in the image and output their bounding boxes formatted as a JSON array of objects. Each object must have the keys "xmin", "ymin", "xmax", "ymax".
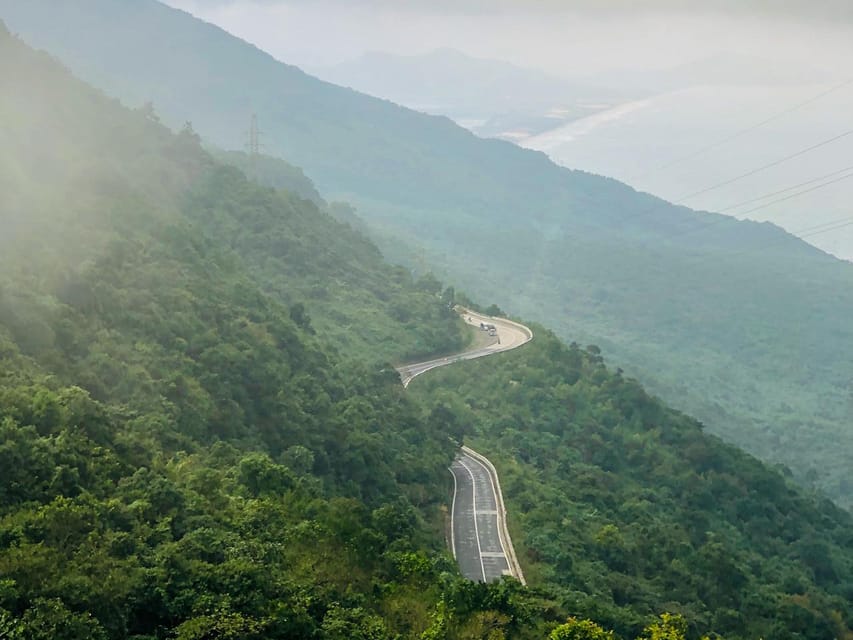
[
  {"xmin": 3, "ymin": 0, "xmax": 853, "ymax": 507},
  {"xmin": 3, "ymin": 21, "xmax": 853, "ymax": 640},
  {"xmin": 0, "ymin": 23, "xmax": 534, "ymax": 639},
  {"xmin": 413, "ymin": 332, "xmax": 853, "ymax": 640}
]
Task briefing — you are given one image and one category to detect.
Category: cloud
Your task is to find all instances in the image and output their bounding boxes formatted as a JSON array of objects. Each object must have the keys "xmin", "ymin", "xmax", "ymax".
[{"xmin": 162, "ymin": 0, "xmax": 853, "ymax": 78}]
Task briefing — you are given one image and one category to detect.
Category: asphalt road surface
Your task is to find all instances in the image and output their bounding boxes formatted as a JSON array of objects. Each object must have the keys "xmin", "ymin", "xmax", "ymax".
[
  {"xmin": 396, "ymin": 308, "xmax": 530, "ymax": 583},
  {"xmin": 396, "ymin": 309, "xmax": 533, "ymax": 387},
  {"xmin": 450, "ymin": 450, "xmax": 512, "ymax": 582}
]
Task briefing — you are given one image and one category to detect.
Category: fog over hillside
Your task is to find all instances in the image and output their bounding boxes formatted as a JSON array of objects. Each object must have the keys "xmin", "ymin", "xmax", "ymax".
[
  {"xmin": 7, "ymin": 4, "xmax": 853, "ymax": 638},
  {"xmin": 166, "ymin": 0, "xmax": 853, "ymax": 258},
  {"xmin": 8, "ymin": 0, "xmax": 853, "ymax": 503},
  {"xmin": 165, "ymin": 0, "xmax": 853, "ymax": 75}
]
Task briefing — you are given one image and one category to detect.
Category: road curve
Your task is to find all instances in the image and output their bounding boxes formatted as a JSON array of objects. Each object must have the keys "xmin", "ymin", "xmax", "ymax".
[
  {"xmin": 396, "ymin": 308, "xmax": 530, "ymax": 584},
  {"xmin": 396, "ymin": 308, "xmax": 533, "ymax": 388}
]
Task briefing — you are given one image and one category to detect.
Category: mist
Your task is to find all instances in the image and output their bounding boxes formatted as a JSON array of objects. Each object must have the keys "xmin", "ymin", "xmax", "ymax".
[
  {"xmin": 162, "ymin": 0, "xmax": 853, "ymax": 258},
  {"xmin": 164, "ymin": 0, "xmax": 853, "ymax": 75}
]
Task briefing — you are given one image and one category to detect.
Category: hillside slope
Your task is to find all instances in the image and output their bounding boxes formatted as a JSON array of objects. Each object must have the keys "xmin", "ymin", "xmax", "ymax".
[
  {"xmin": 3, "ymin": 0, "xmax": 853, "ymax": 506},
  {"xmin": 413, "ymin": 332, "xmax": 853, "ymax": 640},
  {"xmin": 0, "ymin": 23, "xmax": 546, "ymax": 639},
  {"xmin": 3, "ymin": 23, "xmax": 853, "ymax": 640}
]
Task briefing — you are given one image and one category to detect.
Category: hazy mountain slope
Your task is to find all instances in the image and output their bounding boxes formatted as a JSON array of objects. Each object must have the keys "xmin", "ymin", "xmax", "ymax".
[
  {"xmin": 2, "ymin": 14, "xmax": 467, "ymax": 366},
  {"xmin": 3, "ymin": 24, "xmax": 853, "ymax": 640},
  {"xmin": 0, "ymin": 0, "xmax": 649, "ymax": 226},
  {"xmin": 314, "ymin": 48, "xmax": 610, "ymax": 112},
  {"xmin": 4, "ymin": 0, "xmax": 853, "ymax": 508},
  {"xmin": 209, "ymin": 148, "xmax": 324, "ymax": 205},
  {"xmin": 312, "ymin": 48, "xmax": 618, "ymax": 138}
]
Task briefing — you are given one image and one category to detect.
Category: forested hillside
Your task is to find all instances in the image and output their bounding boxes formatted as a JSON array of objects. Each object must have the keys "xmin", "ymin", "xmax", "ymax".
[
  {"xmin": 412, "ymin": 332, "xmax": 853, "ymax": 640},
  {"xmin": 4, "ymin": 0, "xmax": 853, "ymax": 506},
  {"xmin": 0, "ymin": 24, "xmax": 524, "ymax": 638},
  {"xmin": 5, "ymin": 16, "xmax": 853, "ymax": 640}
]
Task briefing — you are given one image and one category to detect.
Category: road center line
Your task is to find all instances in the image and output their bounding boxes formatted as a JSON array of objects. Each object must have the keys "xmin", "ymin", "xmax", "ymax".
[
  {"xmin": 458, "ymin": 455, "xmax": 488, "ymax": 582},
  {"xmin": 449, "ymin": 465, "xmax": 458, "ymax": 559},
  {"xmin": 466, "ymin": 453, "xmax": 510, "ymax": 561}
]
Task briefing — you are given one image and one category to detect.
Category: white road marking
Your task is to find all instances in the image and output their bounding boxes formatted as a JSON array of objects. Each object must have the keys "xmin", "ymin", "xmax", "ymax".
[
  {"xmin": 396, "ymin": 308, "xmax": 533, "ymax": 387},
  {"xmin": 458, "ymin": 455, "xmax": 489, "ymax": 582},
  {"xmin": 449, "ymin": 464, "xmax": 458, "ymax": 559},
  {"xmin": 464, "ymin": 452, "xmax": 511, "ymax": 563},
  {"xmin": 397, "ymin": 308, "xmax": 532, "ymax": 583}
]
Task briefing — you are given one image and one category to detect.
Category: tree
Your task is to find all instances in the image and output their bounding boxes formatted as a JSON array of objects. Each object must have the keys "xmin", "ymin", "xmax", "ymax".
[
  {"xmin": 18, "ymin": 598, "xmax": 106, "ymax": 640},
  {"xmin": 289, "ymin": 303, "xmax": 314, "ymax": 333},
  {"xmin": 321, "ymin": 605, "xmax": 389, "ymax": 640},
  {"xmin": 238, "ymin": 453, "xmax": 294, "ymax": 497},
  {"xmin": 0, "ymin": 609, "xmax": 23, "ymax": 640},
  {"xmin": 174, "ymin": 610, "xmax": 262, "ymax": 640},
  {"xmin": 549, "ymin": 617, "xmax": 614, "ymax": 640},
  {"xmin": 442, "ymin": 286, "xmax": 456, "ymax": 307},
  {"xmin": 138, "ymin": 101, "xmax": 160, "ymax": 123},
  {"xmin": 638, "ymin": 613, "xmax": 688, "ymax": 640}
]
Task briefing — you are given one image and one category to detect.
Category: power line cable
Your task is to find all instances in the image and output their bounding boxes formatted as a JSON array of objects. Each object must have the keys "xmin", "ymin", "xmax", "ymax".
[
  {"xmin": 721, "ymin": 213, "xmax": 853, "ymax": 263},
  {"xmin": 669, "ymin": 170, "xmax": 853, "ymax": 240},
  {"xmin": 798, "ymin": 217, "xmax": 853, "ymax": 240},
  {"xmin": 631, "ymin": 77, "xmax": 853, "ymax": 180},
  {"xmin": 673, "ymin": 129, "xmax": 853, "ymax": 203},
  {"xmin": 718, "ymin": 165, "xmax": 853, "ymax": 213},
  {"xmin": 736, "ymin": 171, "xmax": 853, "ymax": 216},
  {"xmin": 615, "ymin": 128, "xmax": 853, "ymax": 225},
  {"xmin": 790, "ymin": 213, "xmax": 853, "ymax": 237}
]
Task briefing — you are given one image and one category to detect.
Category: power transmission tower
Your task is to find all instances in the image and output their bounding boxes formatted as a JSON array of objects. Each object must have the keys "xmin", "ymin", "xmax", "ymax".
[
  {"xmin": 244, "ymin": 113, "xmax": 264, "ymax": 177},
  {"xmin": 245, "ymin": 113, "xmax": 263, "ymax": 157}
]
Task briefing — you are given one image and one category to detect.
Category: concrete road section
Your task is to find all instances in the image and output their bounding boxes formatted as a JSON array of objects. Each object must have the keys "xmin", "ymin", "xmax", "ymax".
[{"xmin": 450, "ymin": 450, "xmax": 513, "ymax": 583}]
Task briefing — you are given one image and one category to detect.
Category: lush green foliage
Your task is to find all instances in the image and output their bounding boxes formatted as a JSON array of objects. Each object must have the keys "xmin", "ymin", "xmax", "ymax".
[
  {"xmin": 5, "ymin": 0, "xmax": 853, "ymax": 506},
  {"xmin": 5, "ymin": 16, "xmax": 853, "ymax": 640},
  {"xmin": 0, "ymin": 28, "xmax": 526, "ymax": 638},
  {"xmin": 550, "ymin": 617, "xmax": 615, "ymax": 640},
  {"xmin": 179, "ymin": 162, "xmax": 467, "ymax": 363},
  {"xmin": 412, "ymin": 331, "xmax": 853, "ymax": 640},
  {"xmin": 209, "ymin": 149, "xmax": 324, "ymax": 205},
  {"xmin": 0, "ymin": 373, "xmax": 551, "ymax": 639}
]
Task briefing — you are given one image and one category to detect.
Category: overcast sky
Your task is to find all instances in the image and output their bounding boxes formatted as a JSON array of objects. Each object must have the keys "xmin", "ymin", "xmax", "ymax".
[{"xmin": 163, "ymin": 0, "xmax": 853, "ymax": 76}]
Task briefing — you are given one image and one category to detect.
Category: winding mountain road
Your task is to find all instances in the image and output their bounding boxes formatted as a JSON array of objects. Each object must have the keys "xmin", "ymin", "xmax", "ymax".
[
  {"xmin": 397, "ymin": 309, "xmax": 533, "ymax": 388},
  {"xmin": 396, "ymin": 308, "xmax": 531, "ymax": 584}
]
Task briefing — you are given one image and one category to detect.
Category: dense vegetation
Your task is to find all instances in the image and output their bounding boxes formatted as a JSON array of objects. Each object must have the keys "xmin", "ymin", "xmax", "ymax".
[
  {"xmin": 412, "ymin": 330, "xmax": 853, "ymax": 640},
  {"xmin": 0, "ymin": 26, "xmax": 520, "ymax": 638},
  {"xmin": 4, "ymin": 16, "xmax": 853, "ymax": 640},
  {"xmin": 208, "ymin": 149, "xmax": 324, "ymax": 205},
  {"xmin": 5, "ymin": 0, "xmax": 853, "ymax": 507}
]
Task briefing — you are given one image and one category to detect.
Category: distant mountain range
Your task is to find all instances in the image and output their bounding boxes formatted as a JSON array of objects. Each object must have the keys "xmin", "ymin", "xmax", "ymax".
[
  {"xmin": 313, "ymin": 49, "xmax": 828, "ymax": 140},
  {"xmin": 312, "ymin": 48, "xmax": 622, "ymax": 139}
]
